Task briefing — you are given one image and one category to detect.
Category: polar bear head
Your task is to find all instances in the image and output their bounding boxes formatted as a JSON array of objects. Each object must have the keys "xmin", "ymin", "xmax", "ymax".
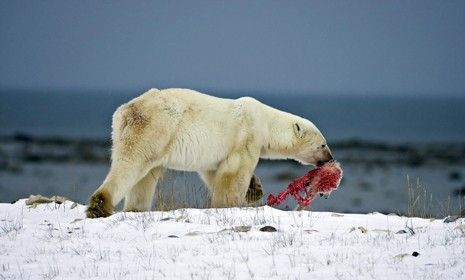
[
  {"xmin": 290, "ymin": 119, "xmax": 333, "ymax": 166},
  {"xmin": 262, "ymin": 112, "xmax": 334, "ymax": 166},
  {"xmin": 261, "ymin": 115, "xmax": 332, "ymax": 166}
]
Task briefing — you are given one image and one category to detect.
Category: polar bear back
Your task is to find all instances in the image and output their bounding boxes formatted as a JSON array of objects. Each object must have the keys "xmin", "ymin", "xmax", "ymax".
[{"xmin": 121, "ymin": 88, "xmax": 263, "ymax": 172}]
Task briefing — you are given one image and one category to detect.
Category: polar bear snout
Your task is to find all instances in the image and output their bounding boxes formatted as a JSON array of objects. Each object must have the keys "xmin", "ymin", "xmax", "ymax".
[
  {"xmin": 297, "ymin": 145, "xmax": 333, "ymax": 166},
  {"xmin": 316, "ymin": 148, "xmax": 333, "ymax": 167}
]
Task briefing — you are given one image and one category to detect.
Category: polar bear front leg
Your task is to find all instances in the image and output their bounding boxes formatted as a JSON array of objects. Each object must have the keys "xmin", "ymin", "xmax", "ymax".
[
  {"xmin": 245, "ymin": 174, "xmax": 264, "ymax": 204},
  {"xmin": 206, "ymin": 149, "xmax": 260, "ymax": 208}
]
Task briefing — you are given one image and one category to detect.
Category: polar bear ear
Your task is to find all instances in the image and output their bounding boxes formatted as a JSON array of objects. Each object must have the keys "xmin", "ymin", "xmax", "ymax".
[{"xmin": 293, "ymin": 123, "xmax": 305, "ymax": 138}]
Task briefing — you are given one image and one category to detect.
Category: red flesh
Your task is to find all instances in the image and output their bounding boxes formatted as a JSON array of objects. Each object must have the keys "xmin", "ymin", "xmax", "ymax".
[{"xmin": 267, "ymin": 161, "xmax": 343, "ymax": 207}]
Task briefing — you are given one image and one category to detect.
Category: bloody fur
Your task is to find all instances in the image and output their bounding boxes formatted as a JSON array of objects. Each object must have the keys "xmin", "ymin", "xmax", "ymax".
[{"xmin": 267, "ymin": 161, "xmax": 343, "ymax": 207}]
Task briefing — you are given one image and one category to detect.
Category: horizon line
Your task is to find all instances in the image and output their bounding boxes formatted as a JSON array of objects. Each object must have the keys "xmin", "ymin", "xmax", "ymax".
[{"xmin": 1, "ymin": 87, "xmax": 464, "ymax": 98}]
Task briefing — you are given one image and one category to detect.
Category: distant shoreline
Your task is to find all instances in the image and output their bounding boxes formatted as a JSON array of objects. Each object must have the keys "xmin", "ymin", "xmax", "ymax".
[
  {"xmin": 1, "ymin": 132, "xmax": 464, "ymax": 167},
  {"xmin": 3, "ymin": 131, "xmax": 465, "ymax": 145}
]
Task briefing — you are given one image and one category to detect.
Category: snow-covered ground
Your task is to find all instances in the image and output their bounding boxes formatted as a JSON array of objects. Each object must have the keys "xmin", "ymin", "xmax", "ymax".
[{"xmin": 1, "ymin": 200, "xmax": 464, "ymax": 280}]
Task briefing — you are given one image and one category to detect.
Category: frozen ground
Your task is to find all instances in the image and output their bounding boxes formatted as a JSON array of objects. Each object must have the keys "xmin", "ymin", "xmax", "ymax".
[{"xmin": 1, "ymin": 200, "xmax": 464, "ymax": 279}]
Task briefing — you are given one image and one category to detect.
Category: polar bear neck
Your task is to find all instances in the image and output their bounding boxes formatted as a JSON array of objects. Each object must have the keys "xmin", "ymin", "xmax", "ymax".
[{"xmin": 259, "ymin": 105, "xmax": 300, "ymax": 160}]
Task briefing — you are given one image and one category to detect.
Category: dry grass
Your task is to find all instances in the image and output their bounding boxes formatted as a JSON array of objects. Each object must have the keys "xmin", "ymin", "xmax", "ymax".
[
  {"xmin": 406, "ymin": 175, "xmax": 464, "ymax": 218},
  {"xmin": 151, "ymin": 172, "xmax": 464, "ymax": 220},
  {"xmin": 406, "ymin": 175, "xmax": 433, "ymax": 218},
  {"xmin": 153, "ymin": 171, "xmax": 210, "ymax": 211}
]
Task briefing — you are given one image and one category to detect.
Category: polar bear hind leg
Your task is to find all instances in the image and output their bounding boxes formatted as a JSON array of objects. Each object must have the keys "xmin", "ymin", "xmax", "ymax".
[
  {"xmin": 86, "ymin": 158, "xmax": 155, "ymax": 218},
  {"xmin": 86, "ymin": 100, "xmax": 170, "ymax": 218},
  {"xmin": 123, "ymin": 167, "xmax": 164, "ymax": 212}
]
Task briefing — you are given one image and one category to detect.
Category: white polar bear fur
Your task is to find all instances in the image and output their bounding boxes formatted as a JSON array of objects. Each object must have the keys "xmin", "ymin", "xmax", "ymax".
[{"xmin": 88, "ymin": 88, "xmax": 332, "ymax": 215}]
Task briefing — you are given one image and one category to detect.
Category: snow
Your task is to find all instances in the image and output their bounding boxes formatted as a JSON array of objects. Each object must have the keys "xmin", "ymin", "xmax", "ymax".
[{"xmin": 1, "ymin": 200, "xmax": 464, "ymax": 279}]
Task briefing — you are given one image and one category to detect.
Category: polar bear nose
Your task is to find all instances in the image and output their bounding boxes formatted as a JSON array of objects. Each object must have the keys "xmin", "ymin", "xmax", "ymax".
[
  {"xmin": 317, "ymin": 153, "xmax": 333, "ymax": 166},
  {"xmin": 327, "ymin": 153, "xmax": 334, "ymax": 161}
]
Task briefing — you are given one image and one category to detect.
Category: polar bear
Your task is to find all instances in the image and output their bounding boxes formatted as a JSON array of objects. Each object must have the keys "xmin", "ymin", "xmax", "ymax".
[{"xmin": 86, "ymin": 88, "xmax": 333, "ymax": 218}]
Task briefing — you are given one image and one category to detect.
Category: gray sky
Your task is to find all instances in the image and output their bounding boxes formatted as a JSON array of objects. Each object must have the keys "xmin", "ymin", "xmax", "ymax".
[{"xmin": 1, "ymin": 1, "xmax": 464, "ymax": 95}]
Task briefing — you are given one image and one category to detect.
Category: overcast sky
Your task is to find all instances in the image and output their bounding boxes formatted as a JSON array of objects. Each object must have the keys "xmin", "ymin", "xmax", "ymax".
[{"xmin": 1, "ymin": 1, "xmax": 464, "ymax": 96}]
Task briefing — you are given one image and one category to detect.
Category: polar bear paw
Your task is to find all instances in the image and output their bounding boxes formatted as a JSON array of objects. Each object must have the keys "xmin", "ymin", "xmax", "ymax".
[
  {"xmin": 86, "ymin": 191, "xmax": 114, "ymax": 218},
  {"xmin": 246, "ymin": 174, "xmax": 264, "ymax": 203}
]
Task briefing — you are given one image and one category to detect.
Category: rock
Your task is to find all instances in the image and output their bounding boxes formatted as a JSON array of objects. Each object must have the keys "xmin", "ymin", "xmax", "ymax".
[
  {"xmin": 176, "ymin": 216, "xmax": 189, "ymax": 222},
  {"xmin": 233, "ymin": 226, "xmax": 252, "ymax": 233},
  {"xmin": 259, "ymin": 226, "xmax": 277, "ymax": 232},
  {"xmin": 70, "ymin": 218, "xmax": 82, "ymax": 224},
  {"xmin": 25, "ymin": 194, "xmax": 54, "ymax": 205},
  {"xmin": 25, "ymin": 194, "xmax": 69, "ymax": 207},
  {"xmin": 218, "ymin": 228, "xmax": 234, "ymax": 234},
  {"xmin": 406, "ymin": 226, "xmax": 415, "ymax": 235},
  {"xmin": 396, "ymin": 230, "xmax": 407, "ymax": 234},
  {"xmin": 444, "ymin": 216, "xmax": 459, "ymax": 223},
  {"xmin": 394, "ymin": 253, "xmax": 410, "ymax": 260},
  {"xmin": 412, "ymin": 251, "xmax": 420, "ymax": 257},
  {"xmin": 167, "ymin": 235, "xmax": 179, "ymax": 238},
  {"xmin": 50, "ymin": 195, "xmax": 68, "ymax": 203},
  {"xmin": 349, "ymin": 227, "xmax": 367, "ymax": 233}
]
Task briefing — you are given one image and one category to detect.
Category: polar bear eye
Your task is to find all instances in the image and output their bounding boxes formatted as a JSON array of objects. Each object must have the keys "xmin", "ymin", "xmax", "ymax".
[{"xmin": 321, "ymin": 144, "xmax": 326, "ymax": 148}]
